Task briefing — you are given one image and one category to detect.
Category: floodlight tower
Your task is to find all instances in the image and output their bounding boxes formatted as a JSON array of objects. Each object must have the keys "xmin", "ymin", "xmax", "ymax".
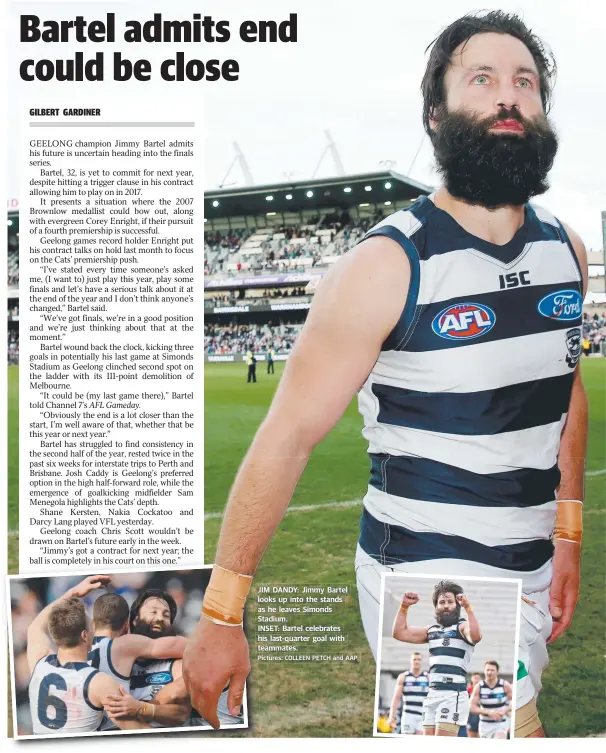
[
  {"xmin": 312, "ymin": 130, "xmax": 345, "ymax": 178},
  {"xmin": 218, "ymin": 142, "xmax": 255, "ymax": 188}
]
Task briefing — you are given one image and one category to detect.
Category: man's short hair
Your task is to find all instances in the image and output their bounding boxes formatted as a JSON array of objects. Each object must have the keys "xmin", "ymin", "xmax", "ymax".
[
  {"xmin": 48, "ymin": 597, "xmax": 88, "ymax": 648},
  {"xmin": 93, "ymin": 593, "xmax": 130, "ymax": 631},
  {"xmin": 129, "ymin": 589, "xmax": 177, "ymax": 631},
  {"xmin": 432, "ymin": 580, "xmax": 464, "ymax": 607},
  {"xmin": 485, "ymin": 659, "xmax": 500, "ymax": 671},
  {"xmin": 412, "ymin": 652, "xmax": 422, "ymax": 658},
  {"xmin": 421, "ymin": 11, "xmax": 556, "ymax": 139}
]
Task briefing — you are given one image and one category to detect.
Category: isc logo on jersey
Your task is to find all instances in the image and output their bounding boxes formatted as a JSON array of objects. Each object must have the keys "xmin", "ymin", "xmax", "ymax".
[
  {"xmin": 537, "ymin": 290, "xmax": 582, "ymax": 320},
  {"xmin": 432, "ymin": 303, "xmax": 496, "ymax": 341}
]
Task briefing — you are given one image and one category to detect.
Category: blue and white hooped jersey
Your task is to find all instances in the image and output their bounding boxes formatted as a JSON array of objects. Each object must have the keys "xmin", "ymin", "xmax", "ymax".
[
  {"xmin": 479, "ymin": 679, "xmax": 508, "ymax": 723},
  {"xmin": 88, "ymin": 637, "xmax": 130, "ymax": 731},
  {"xmin": 358, "ymin": 195, "xmax": 583, "ymax": 587},
  {"xmin": 130, "ymin": 657, "xmax": 175, "ymax": 728},
  {"xmin": 400, "ymin": 670, "xmax": 430, "ymax": 716},
  {"xmin": 29, "ymin": 655, "xmax": 102, "ymax": 734},
  {"xmin": 426, "ymin": 619, "xmax": 475, "ymax": 693}
]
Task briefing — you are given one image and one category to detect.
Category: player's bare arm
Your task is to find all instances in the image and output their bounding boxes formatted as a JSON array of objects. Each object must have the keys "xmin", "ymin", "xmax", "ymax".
[
  {"xmin": 502, "ymin": 680, "xmax": 513, "ymax": 715},
  {"xmin": 392, "ymin": 593, "xmax": 429, "ymax": 644},
  {"xmin": 110, "ymin": 634, "xmax": 187, "ymax": 677},
  {"xmin": 549, "ymin": 224, "xmax": 588, "ymax": 644},
  {"xmin": 105, "ymin": 659, "xmax": 190, "ymax": 726},
  {"xmin": 90, "ymin": 673, "xmax": 150, "ymax": 730},
  {"xmin": 470, "ymin": 682, "xmax": 482, "ymax": 715},
  {"xmin": 388, "ymin": 672, "xmax": 405, "ymax": 729},
  {"xmin": 26, "ymin": 575, "xmax": 110, "ymax": 672},
  {"xmin": 457, "ymin": 594, "xmax": 482, "ymax": 643},
  {"xmin": 183, "ymin": 236, "xmax": 411, "ymax": 726}
]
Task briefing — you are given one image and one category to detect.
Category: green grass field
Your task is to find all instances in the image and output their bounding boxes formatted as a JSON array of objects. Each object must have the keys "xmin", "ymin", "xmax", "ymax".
[
  {"xmin": 204, "ymin": 359, "xmax": 605, "ymax": 738},
  {"xmin": 7, "ymin": 360, "xmax": 605, "ymax": 736}
]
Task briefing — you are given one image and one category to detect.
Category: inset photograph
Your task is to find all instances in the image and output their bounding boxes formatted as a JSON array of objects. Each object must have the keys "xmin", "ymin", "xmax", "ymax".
[
  {"xmin": 374, "ymin": 574, "xmax": 520, "ymax": 739},
  {"xmin": 8, "ymin": 567, "xmax": 248, "ymax": 738}
]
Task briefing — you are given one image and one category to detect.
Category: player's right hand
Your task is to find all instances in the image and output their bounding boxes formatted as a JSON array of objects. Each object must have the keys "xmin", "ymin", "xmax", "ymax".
[
  {"xmin": 67, "ymin": 575, "xmax": 111, "ymax": 598},
  {"xmin": 400, "ymin": 592, "xmax": 419, "ymax": 607},
  {"xmin": 387, "ymin": 715, "xmax": 396, "ymax": 730},
  {"xmin": 488, "ymin": 709, "xmax": 504, "ymax": 720},
  {"xmin": 182, "ymin": 617, "xmax": 250, "ymax": 729}
]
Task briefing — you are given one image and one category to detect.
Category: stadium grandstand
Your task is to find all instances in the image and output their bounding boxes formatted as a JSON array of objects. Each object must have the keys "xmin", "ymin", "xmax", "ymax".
[
  {"xmin": 204, "ymin": 182, "xmax": 606, "ymax": 361},
  {"xmin": 7, "ymin": 211, "xmax": 19, "ymax": 365},
  {"xmin": 204, "ymin": 170, "xmax": 432, "ymax": 361}
]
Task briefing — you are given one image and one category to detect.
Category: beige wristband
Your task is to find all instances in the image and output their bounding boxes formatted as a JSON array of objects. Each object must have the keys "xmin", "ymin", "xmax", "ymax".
[
  {"xmin": 554, "ymin": 500, "xmax": 583, "ymax": 544},
  {"xmin": 202, "ymin": 564, "xmax": 253, "ymax": 626}
]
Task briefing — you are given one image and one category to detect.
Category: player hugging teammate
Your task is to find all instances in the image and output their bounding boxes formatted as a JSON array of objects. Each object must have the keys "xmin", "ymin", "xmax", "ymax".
[{"xmin": 26, "ymin": 575, "xmax": 243, "ymax": 734}]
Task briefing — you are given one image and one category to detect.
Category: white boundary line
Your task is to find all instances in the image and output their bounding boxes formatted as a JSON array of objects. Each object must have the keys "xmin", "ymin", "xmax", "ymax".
[
  {"xmin": 203, "ymin": 468, "xmax": 606, "ymax": 521},
  {"xmin": 7, "ymin": 469, "xmax": 605, "ymax": 530}
]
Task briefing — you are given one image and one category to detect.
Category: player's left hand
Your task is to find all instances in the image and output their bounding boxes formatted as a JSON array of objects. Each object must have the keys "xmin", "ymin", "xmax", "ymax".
[
  {"xmin": 67, "ymin": 575, "xmax": 111, "ymax": 599},
  {"xmin": 104, "ymin": 686, "xmax": 142, "ymax": 719},
  {"xmin": 456, "ymin": 593, "xmax": 470, "ymax": 610},
  {"xmin": 548, "ymin": 539, "xmax": 581, "ymax": 644}
]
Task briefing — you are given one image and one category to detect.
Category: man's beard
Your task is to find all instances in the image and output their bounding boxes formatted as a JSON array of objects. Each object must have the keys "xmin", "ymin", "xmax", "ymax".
[
  {"xmin": 431, "ymin": 107, "xmax": 558, "ymax": 208},
  {"xmin": 436, "ymin": 606, "xmax": 461, "ymax": 627},
  {"xmin": 131, "ymin": 619, "xmax": 177, "ymax": 639}
]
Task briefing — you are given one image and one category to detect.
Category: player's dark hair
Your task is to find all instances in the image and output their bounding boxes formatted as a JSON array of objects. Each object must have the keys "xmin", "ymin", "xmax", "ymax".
[
  {"xmin": 129, "ymin": 589, "xmax": 177, "ymax": 631},
  {"xmin": 432, "ymin": 579, "xmax": 464, "ymax": 607},
  {"xmin": 93, "ymin": 593, "xmax": 129, "ymax": 631},
  {"xmin": 421, "ymin": 11, "xmax": 556, "ymax": 140},
  {"xmin": 485, "ymin": 659, "xmax": 500, "ymax": 671},
  {"xmin": 48, "ymin": 596, "xmax": 89, "ymax": 648},
  {"xmin": 412, "ymin": 652, "xmax": 422, "ymax": 658}
]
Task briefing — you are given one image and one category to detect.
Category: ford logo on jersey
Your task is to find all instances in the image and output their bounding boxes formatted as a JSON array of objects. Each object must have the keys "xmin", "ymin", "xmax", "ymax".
[
  {"xmin": 145, "ymin": 672, "xmax": 172, "ymax": 685},
  {"xmin": 537, "ymin": 289, "xmax": 582, "ymax": 320},
  {"xmin": 432, "ymin": 302, "xmax": 496, "ymax": 340}
]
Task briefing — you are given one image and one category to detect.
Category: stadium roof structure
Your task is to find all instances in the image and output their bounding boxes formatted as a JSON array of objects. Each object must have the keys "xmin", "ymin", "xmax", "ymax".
[{"xmin": 204, "ymin": 170, "xmax": 433, "ymax": 218}]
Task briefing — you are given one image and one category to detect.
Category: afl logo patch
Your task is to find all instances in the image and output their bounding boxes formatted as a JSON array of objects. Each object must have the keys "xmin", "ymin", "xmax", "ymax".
[
  {"xmin": 432, "ymin": 303, "xmax": 496, "ymax": 340},
  {"xmin": 537, "ymin": 289, "xmax": 582, "ymax": 321},
  {"xmin": 145, "ymin": 672, "xmax": 172, "ymax": 685},
  {"xmin": 442, "ymin": 637, "xmax": 451, "ymax": 646}
]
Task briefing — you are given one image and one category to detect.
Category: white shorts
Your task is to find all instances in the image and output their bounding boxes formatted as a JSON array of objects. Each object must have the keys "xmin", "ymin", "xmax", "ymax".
[
  {"xmin": 355, "ymin": 545, "xmax": 552, "ymax": 710},
  {"xmin": 423, "ymin": 690, "xmax": 469, "ymax": 728},
  {"xmin": 479, "ymin": 718, "xmax": 510, "ymax": 738},
  {"xmin": 400, "ymin": 711, "xmax": 423, "ymax": 734}
]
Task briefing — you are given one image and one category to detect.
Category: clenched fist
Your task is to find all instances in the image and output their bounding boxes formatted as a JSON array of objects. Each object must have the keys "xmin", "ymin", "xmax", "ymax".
[
  {"xmin": 400, "ymin": 592, "xmax": 419, "ymax": 608},
  {"xmin": 456, "ymin": 593, "xmax": 471, "ymax": 610}
]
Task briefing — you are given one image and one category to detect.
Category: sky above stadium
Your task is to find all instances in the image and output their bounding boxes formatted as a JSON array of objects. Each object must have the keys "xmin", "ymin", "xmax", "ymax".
[{"xmin": 204, "ymin": 0, "xmax": 606, "ymax": 250}]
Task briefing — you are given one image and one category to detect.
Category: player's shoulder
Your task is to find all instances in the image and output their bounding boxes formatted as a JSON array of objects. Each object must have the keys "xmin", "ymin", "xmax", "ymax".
[{"xmin": 31, "ymin": 653, "xmax": 58, "ymax": 676}]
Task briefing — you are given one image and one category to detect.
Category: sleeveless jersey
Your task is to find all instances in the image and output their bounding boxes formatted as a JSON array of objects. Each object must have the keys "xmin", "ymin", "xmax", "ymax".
[
  {"xmin": 479, "ymin": 678, "xmax": 508, "ymax": 723},
  {"xmin": 29, "ymin": 655, "xmax": 102, "ymax": 734},
  {"xmin": 400, "ymin": 670, "xmax": 429, "ymax": 717},
  {"xmin": 130, "ymin": 657, "xmax": 175, "ymax": 728},
  {"xmin": 88, "ymin": 637, "xmax": 130, "ymax": 731},
  {"xmin": 358, "ymin": 195, "xmax": 583, "ymax": 589},
  {"xmin": 426, "ymin": 619, "xmax": 474, "ymax": 692}
]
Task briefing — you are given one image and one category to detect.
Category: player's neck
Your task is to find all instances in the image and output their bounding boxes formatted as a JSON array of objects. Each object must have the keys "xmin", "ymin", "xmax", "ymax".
[
  {"xmin": 57, "ymin": 646, "xmax": 88, "ymax": 665},
  {"xmin": 486, "ymin": 677, "xmax": 499, "ymax": 688},
  {"xmin": 433, "ymin": 187, "xmax": 526, "ymax": 246},
  {"xmin": 94, "ymin": 628, "xmax": 117, "ymax": 638}
]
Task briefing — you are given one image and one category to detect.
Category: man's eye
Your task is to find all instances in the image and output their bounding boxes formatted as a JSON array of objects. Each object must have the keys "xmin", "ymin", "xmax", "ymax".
[
  {"xmin": 473, "ymin": 75, "xmax": 489, "ymax": 84},
  {"xmin": 516, "ymin": 78, "xmax": 532, "ymax": 88}
]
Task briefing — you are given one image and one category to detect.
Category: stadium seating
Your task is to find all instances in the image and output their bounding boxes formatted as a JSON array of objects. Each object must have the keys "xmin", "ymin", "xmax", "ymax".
[{"xmin": 205, "ymin": 323, "xmax": 303, "ymax": 355}]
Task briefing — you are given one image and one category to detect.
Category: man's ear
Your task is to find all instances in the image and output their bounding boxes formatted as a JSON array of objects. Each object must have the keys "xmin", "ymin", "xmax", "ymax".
[{"xmin": 428, "ymin": 106, "xmax": 440, "ymax": 132}]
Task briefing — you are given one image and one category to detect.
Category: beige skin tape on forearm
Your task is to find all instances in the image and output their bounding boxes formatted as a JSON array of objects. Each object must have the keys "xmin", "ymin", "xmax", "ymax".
[
  {"xmin": 202, "ymin": 565, "xmax": 253, "ymax": 626},
  {"xmin": 553, "ymin": 500, "xmax": 583, "ymax": 544}
]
